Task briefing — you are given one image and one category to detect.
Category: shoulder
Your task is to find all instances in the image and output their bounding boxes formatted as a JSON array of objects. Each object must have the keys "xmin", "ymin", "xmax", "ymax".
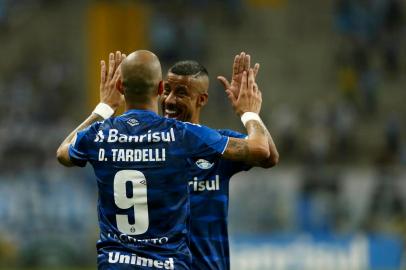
[
  {"xmin": 89, "ymin": 119, "xmax": 113, "ymax": 135},
  {"xmin": 168, "ymin": 120, "xmax": 217, "ymax": 137},
  {"xmin": 172, "ymin": 121, "xmax": 228, "ymax": 156},
  {"xmin": 184, "ymin": 122, "xmax": 222, "ymax": 139}
]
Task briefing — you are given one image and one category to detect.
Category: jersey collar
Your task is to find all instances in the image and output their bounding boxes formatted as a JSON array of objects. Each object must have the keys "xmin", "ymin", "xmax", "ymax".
[{"xmin": 123, "ymin": 109, "xmax": 159, "ymax": 118}]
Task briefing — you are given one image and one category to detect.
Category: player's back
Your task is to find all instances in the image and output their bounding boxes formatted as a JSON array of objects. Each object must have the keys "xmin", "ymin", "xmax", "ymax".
[{"xmin": 69, "ymin": 109, "xmax": 229, "ymax": 270}]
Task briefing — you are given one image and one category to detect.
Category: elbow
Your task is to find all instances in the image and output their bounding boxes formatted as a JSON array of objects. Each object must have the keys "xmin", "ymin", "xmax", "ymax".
[
  {"xmin": 254, "ymin": 147, "xmax": 279, "ymax": 168},
  {"xmin": 56, "ymin": 146, "xmax": 73, "ymax": 167},
  {"xmin": 56, "ymin": 147, "xmax": 66, "ymax": 165},
  {"xmin": 251, "ymin": 146, "xmax": 272, "ymax": 167},
  {"xmin": 262, "ymin": 152, "xmax": 279, "ymax": 168},
  {"xmin": 248, "ymin": 141, "xmax": 280, "ymax": 168}
]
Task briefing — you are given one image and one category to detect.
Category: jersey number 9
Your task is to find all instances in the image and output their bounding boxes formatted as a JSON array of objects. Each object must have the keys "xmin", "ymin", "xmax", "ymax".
[{"xmin": 114, "ymin": 170, "xmax": 149, "ymax": 235}]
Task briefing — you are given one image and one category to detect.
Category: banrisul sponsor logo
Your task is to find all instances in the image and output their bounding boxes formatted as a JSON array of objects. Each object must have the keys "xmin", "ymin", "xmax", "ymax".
[
  {"xmin": 195, "ymin": 159, "xmax": 214, "ymax": 169},
  {"xmin": 94, "ymin": 128, "xmax": 175, "ymax": 143},
  {"xmin": 108, "ymin": 252, "xmax": 174, "ymax": 269},
  {"xmin": 189, "ymin": 175, "xmax": 220, "ymax": 192}
]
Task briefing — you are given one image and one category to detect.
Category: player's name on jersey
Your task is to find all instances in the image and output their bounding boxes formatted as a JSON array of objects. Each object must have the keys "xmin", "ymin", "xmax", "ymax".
[
  {"xmin": 95, "ymin": 128, "xmax": 176, "ymax": 143},
  {"xmin": 98, "ymin": 148, "xmax": 166, "ymax": 162}
]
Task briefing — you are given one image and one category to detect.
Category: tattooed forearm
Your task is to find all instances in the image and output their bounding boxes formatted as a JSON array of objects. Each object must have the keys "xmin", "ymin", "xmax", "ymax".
[
  {"xmin": 249, "ymin": 120, "xmax": 279, "ymax": 165},
  {"xmin": 223, "ymin": 119, "xmax": 267, "ymax": 163},
  {"xmin": 246, "ymin": 120, "xmax": 266, "ymax": 136},
  {"xmin": 265, "ymin": 129, "xmax": 278, "ymax": 152},
  {"xmin": 222, "ymin": 118, "xmax": 278, "ymax": 166},
  {"xmin": 56, "ymin": 113, "xmax": 103, "ymax": 167},
  {"xmin": 247, "ymin": 119, "xmax": 279, "ymax": 166},
  {"xmin": 222, "ymin": 118, "xmax": 279, "ymax": 167},
  {"xmin": 61, "ymin": 113, "xmax": 103, "ymax": 147}
]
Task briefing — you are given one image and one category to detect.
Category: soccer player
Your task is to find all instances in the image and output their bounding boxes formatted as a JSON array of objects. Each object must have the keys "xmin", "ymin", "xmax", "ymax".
[
  {"xmin": 161, "ymin": 53, "xmax": 279, "ymax": 269},
  {"xmin": 56, "ymin": 50, "xmax": 272, "ymax": 270}
]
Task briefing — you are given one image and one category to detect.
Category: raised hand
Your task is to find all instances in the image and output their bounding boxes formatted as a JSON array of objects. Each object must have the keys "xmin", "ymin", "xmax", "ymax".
[
  {"xmin": 226, "ymin": 68, "xmax": 262, "ymax": 117},
  {"xmin": 217, "ymin": 52, "xmax": 260, "ymax": 99},
  {"xmin": 100, "ymin": 51, "xmax": 126, "ymax": 111}
]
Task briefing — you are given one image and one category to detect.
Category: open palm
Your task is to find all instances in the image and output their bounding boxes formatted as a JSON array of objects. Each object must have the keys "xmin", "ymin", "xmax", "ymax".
[{"xmin": 218, "ymin": 52, "xmax": 260, "ymax": 99}]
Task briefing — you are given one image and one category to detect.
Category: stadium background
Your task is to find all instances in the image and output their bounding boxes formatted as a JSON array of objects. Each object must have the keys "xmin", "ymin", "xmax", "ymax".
[{"xmin": 0, "ymin": 0, "xmax": 405, "ymax": 269}]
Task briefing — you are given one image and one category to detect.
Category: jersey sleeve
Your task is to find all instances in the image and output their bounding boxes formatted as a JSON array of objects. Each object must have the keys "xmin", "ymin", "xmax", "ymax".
[
  {"xmin": 217, "ymin": 129, "xmax": 247, "ymax": 140},
  {"xmin": 68, "ymin": 127, "xmax": 91, "ymax": 167},
  {"xmin": 217, "ymin": 129, "xmax": 252, "ymax": 175},
  {"xmin": 182, "ymin": 123, "xmax": 229, "ymax": 158}
]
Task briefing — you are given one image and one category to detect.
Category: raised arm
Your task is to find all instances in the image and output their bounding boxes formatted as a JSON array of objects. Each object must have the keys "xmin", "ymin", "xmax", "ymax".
[
  {"xmin": 222, "ymin": 67, "xmax": 279, "ymax": 168},
  {"xmin": 56, "ymin": 51, "xmax": 125, "ymax": 166}
]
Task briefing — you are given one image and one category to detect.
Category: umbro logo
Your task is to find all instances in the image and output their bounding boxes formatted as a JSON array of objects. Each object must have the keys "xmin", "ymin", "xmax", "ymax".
[
  {"xmin": 127, "ymin": 118, "xmax": 139, "ymax": 126},
  {"xmin": 140, "ymin": 180, "xmax": 146, "ymax": 185},
  {"xmin": 195, "ymin": 159, "xmax": 214, "ymax": 170}
]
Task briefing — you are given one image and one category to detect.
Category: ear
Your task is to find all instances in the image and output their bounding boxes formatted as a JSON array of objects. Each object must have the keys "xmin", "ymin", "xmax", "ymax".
[
  {"xmin": 116, "ymin": 78, "xmax": 124, "ymax": 94},
  {"xmin": 157, "ymin": 81, "xmax": 164, "ymax": 96},
  {"xmin": 197, "ymin": 93, "xmax": 208, "ymax": 107}
]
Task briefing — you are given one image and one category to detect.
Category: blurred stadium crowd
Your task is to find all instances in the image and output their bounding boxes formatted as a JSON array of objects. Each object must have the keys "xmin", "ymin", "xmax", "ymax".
[{"xmin": 0, "ymin": 0, "xmax": 405, "ymax": 268}]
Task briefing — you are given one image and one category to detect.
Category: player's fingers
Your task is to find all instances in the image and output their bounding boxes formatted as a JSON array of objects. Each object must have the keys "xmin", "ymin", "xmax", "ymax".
[
  {"xmin": 121, "ymin": 54, "xmax": 127, "ymax": 61},
  {"xmin": 238, "ymin": 52, "xmax": 246, "ymax": 73},
  {"xmin": 113, "ymin": 63, "xmax": 121, "ymax": 81},
  {"xmin": 100, "ymin": 60, "xmax": 106, "ymax": 84},
  {"xmin": 253, "ymin": 63, "xmax": 260, "ymax": 77},
  {"xmin": 115, "ymin": 51, "xmax": 121, "ymax": 67},
  {"xmin": 232, "ymin": 55, "xmax": 240, "ymax": 76},
  {"xmin": 253, "ymin": 82, "xmax": 260, "ymax": 94},
  {"xmin": 217, "ymin": 76, "xmax": 231, "ymax": 90},
  {"xmin": 108, "ymin": 53, "xmax": 115, "ymax": 80},
  {"xmin": 248, "ymin": 68, "xmax": 255, "ymax": 94},
  {"xmin": 225, "ymin": 89, "xmax": 237, "ymax": 104},
  {"xmin": 240, "ymin": 71, "xmax": 247, "ymax": 96},
  {"xmin": 245, "ymin": 54, "xmax": 251, "ymax": 72}
]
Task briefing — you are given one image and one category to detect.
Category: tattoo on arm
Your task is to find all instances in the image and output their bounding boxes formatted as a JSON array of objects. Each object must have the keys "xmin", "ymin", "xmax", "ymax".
[
  {"xmin": 223, "ymin": 119, "xmax": 278, "ymax": 166},
  {"xmin": 265, "ymin": 129, "xmax": 277, "ymax": 151},
  {"xmin": 247, "ymin": 119, "xmax": 279, "ymax": 165},
  {"xmin": 61, "ymin": 113, "xmax": 103, "ymax": 147},
  {"xmin": 246, "ymin": 120, "xmax": 266, "ymax": 136},
  {"xmin": 57, "ymin": 113, "xmax": 103, "ymax": 166},
  {"xmin": 227, "ymin": 139, "xmax": 249, "ymax": 159}
]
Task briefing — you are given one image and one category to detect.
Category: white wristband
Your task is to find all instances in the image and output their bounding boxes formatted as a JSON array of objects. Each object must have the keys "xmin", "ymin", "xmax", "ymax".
[
  {"xmin": 241, "ymin": 112, "xmax": 262, "ymax": 127},
  {"xmin": 93, "ymin": 103, "xmax": 114, "ymax": 119}
]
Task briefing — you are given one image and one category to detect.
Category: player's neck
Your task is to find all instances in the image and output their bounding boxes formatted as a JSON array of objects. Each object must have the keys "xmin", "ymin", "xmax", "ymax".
[
  {"xmin": 190, "ymin": 111, "xmax": 201, "ymax": 124},
  {"xmin": 125, "ymin": 100, "xmax": 158, "ymax": 114}
]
